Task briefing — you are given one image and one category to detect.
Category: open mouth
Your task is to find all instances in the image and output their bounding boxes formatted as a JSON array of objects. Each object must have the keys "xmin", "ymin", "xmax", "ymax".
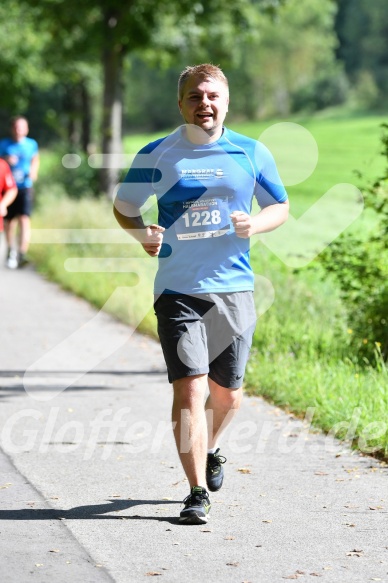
[{"xmin": 197, "ymin": 112, "xmax": 213, "ymax": 120}]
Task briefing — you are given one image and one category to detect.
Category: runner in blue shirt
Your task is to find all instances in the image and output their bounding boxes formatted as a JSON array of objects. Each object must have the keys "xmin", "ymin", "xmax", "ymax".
[
  {"xmin": 0, "ymin": 116, "xmax": 39, "ymax": 268},
  {"xmin": 114, "ymin": 64, "xmax": 289, "ymax": 524}
]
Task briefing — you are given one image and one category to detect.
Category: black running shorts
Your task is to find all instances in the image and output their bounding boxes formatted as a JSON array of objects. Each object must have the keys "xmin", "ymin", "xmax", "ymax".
[
  {"xmin": 5, "ymin": 188, "xmax": 33, "ymax": 220},
  {"xmin": 154, "ymin": 291, "xmax": 257, "ymax": 388}
]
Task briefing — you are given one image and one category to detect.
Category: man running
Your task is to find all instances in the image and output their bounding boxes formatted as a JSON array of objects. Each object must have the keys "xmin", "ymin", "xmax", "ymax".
[
  {"xmin": 114, "ymin": 64, "xmax": 289, "ymax": 524},
  {"xmin": 0, "ymin": 116, "xmax": 39, "ymax": 268},
  {"xmin": 0, "ymin": 159, "xmax": 17, "ymax": 247}
]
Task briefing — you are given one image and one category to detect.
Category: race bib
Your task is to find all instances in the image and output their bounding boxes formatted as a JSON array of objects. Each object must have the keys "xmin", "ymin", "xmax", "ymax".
[{"xmin": 174, "ymin": 197, "xmax": 230, "ymax": 240}]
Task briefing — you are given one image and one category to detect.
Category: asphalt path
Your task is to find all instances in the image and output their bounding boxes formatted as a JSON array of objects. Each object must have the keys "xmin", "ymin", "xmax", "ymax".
[{"xmin": 0, "ymin": 244, "xmax": 387, "ymax": 583}]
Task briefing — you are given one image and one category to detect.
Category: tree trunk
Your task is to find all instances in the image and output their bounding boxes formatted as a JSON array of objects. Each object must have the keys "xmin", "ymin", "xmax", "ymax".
[
  {"xmin": 64, "ymin": 84, "xmax": 79, "ymax": 149},
  {"xmin": 80, "ymin": 80, "xmax": 92, "ymax": 154},
  {"xmin": 100, "ymin": 44, "xmax": 124, "ymax": 199}
]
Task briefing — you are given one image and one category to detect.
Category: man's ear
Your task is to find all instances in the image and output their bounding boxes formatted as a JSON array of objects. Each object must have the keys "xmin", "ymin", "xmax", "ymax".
[{"xmin": 178, "ymin": 100, "xmax": 182, "ymax": 113}]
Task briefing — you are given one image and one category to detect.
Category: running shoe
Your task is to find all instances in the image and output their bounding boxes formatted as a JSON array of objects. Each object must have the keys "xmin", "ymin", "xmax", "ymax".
[
  {"xmin": 179, "ymin": 486, "xmax": 211, "ymax": 524},
  {"xmin": 6, "ymin": 249, "xmax": 18, "ymax": 269},
  {"xmin": 17, "ymin": 253, "xmax": 29, "ymax": 268},
  {"xmin": 206, "ymin": 448, "xmax": 226, "ymax": 492}
]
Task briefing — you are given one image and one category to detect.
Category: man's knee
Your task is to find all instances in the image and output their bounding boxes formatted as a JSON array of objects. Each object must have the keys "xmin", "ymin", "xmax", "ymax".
[
  {"xmin": 225, "ymin": 388, "xmax": 243, "ymax": 410},
  {"xmin": 173, "ymin": 374, "xmax": 207, "ymax": 409}
]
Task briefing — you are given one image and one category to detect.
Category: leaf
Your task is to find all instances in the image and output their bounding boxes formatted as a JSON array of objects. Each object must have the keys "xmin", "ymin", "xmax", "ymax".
[
  {"xmin": 226, "ymin": 562, "xmax": 239, "ymax": 567},
  {"xmin": 146, "ymin": 572, "xmax": 162, "ymax": 576},
  {"xmin": 346, "ymin": 549, "xmax": 363, "ymax": 557},
  {"xmin": 49, "ymin": 549, "xmax": 60, "ymax": 553},
  {"xmin": 238, "ymin": 468, "xmax": 252, "ymax": 474},
  {"xmin": 224, "ymin": 536, "xmax": 235, "ymax": 540},
  {"xmin": 262, "ymin": 519, "xmax": 272, "ymax": 523}
]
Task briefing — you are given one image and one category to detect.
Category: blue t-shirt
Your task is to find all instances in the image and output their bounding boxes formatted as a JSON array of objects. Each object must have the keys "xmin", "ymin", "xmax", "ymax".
[
  {"xmin": 0, "ymin": 137, "xmax": 38, "ymax": 188},
  {"xmin": 117, "ymin": 126, "xmax": 287, "ymax": 294}
]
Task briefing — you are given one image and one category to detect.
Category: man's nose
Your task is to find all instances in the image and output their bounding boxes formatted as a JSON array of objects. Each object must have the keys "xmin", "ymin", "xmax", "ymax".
[{"xmin": 200, "ymin": 94, "xmax": 211, "ymax": 106}]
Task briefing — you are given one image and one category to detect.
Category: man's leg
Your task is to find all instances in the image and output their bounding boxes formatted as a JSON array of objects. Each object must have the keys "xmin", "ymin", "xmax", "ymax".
[
  {"xmin": 4, "ymin": 218, "xmax": 17, "ymax": 251},
  {"xmin": 172, "ymin": 374, "xmax": 209, "ymax": 488},
  {"xmin": 204, "ymin": 380, "xmax": 243, "ymax": 492},
  {"xmin": 206, "ymin": 379, "xmax": 243, "ymax": 449},
  {"xmin": 4, "ymin": 218, "xmax": 19, "ymax": 268},
  {"xmin": 18, "ymin": 215, "xmax": 31, "ymax": 254}
]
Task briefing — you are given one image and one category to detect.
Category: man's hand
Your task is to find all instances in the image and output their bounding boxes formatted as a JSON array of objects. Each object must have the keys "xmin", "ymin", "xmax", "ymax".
[
  {"xmin": 5, "ymin": 155, "xmax": 18, "ymax": 167},
  {"xmin": 0, "ymin": 201, "xmax": 8, "ymax": 217},
  {"xmin": 230, "ymin": 211, "xmax": 254, "ymax": 238},
  {"xmin": 142, "ymin": 224, "xmax": 165, "ymax": 257},
  {"xmin": 231, "ymin": 201, "xmax": 289, "ymax": 238}
]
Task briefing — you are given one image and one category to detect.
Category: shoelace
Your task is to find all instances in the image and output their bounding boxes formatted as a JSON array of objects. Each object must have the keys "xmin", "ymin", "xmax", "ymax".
[
  {"xmin": 207, "ymin": 451, "xmax": 227, "ymax": 472},
  {"xmin": 183, "ymin": 490, "xmax": 209, "ymax": 506}
]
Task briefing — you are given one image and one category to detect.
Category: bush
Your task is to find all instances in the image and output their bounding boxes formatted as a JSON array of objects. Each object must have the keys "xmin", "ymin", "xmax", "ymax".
[
  {"xmin": 291, "ymin": 69, "xmax": 349, "ymax": 112},
  {"xmin": 319, "ymin": 123, "xmax": 388, "ymax": 362},
  {"xmin": 37, "ymin": 146, "xmax": 102, "ymax": 200}
]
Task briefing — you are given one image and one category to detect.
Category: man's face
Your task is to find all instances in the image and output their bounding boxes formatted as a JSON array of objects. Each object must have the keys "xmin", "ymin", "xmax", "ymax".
[
  {"xmin": 12, "ymin": 119, "xmax": 29, "ymax": 141},
  {"xmin": 178, "ymin": 76, "xmax": 229, "ymax": 139}
]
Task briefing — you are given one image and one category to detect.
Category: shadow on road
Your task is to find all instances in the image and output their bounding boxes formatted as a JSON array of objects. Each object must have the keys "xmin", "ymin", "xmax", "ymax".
[{"xmin": 0, "ymin": 498, "xmax": 183, "ymax": 525}]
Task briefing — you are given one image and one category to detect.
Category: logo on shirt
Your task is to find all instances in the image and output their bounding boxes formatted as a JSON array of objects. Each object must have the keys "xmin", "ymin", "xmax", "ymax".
[{"xmin": 180, "ymin": 168, "xmax": 225, "ymax": 180}]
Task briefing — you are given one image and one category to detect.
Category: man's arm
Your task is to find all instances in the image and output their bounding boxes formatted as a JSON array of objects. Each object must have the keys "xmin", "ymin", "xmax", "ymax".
[
  {"xmin": 29, "ymin": 153, "xmax": 40, "ymax": 182},
  {"xmin": 0, "ymin": 186, "xmax": 18, "ymax": 217},
  {"xmin": 113, "ymin": 198, "xmax": 164, "ymax": 257},
  {"xmin": 231, "ymin": 199, "xmax": 289, "ymax": 238}
]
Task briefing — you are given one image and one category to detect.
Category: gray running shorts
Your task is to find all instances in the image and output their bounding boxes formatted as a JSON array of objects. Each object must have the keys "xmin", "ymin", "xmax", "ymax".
[{"xmin": 154, "ymin": 291, "xmax": 257, "ymax": 389}]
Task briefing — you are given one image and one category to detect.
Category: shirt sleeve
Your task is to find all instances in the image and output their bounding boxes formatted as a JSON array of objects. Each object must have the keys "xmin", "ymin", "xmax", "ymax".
[
  {"xmin": 31, "ymin": 139, "xmax": 39, "ymax": 155},
  {"xmin": 1, "ymin": 161, "xmax": 16, "ymax": 192},
  {"xmin": 254, "ymin": 142, "xmax": 288, "ymax": 208},
  {"xmin": 116, "ymin": 142, "xmax": 161, "ymax": 208}
]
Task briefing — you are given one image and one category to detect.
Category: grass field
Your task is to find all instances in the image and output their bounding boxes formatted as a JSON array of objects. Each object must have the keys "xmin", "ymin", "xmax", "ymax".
[{"xmin": 30, "ymin": 110, "xmax": 388, "ymax": 459}]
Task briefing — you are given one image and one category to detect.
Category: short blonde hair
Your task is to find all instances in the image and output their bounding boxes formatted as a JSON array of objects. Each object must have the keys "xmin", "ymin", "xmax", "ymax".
[{"xmin": 178, "ymin": 64, "xmax": 229, "ymax": 100}]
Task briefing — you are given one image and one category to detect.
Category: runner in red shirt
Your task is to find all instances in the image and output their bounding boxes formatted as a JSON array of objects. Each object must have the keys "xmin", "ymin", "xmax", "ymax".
[{"xmin": 0, "ymin": 159, "xmax": 17, "ymax": 262}]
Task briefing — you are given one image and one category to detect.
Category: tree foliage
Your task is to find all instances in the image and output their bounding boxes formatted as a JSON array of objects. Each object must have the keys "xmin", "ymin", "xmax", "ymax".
[
  {"xmin": 0, "ymin": 1, "xmax": 53, "ymax": 113},
  {"xmin": 335, "ymin": 0, "xmax": 388, "ymax": 106},
  {"xmin": 123, "ymin": 0, "xmax": 345, "ymax": 130},
  {"xmin": 0, "ymin": 0, "xmax": 386, "ymax": 194},
  {"xmin": 10, "ymin": 0, "xmax": 287, "ymax": 195}
]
